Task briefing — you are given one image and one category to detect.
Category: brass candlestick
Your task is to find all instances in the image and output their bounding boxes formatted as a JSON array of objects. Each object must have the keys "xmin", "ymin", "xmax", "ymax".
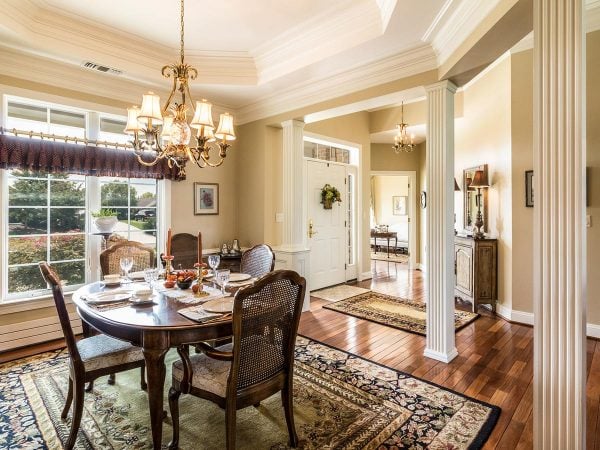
[
  {"xmin": 473, "ymin": 188, "xmax": 485, "ymax": 239},
  {"xmin": 469, "ymin": 170, "xmax": 489, "ymax": 240},
  {"xmin": 163, "ymin": 255, "xmax": 174, "ymax": 277}
]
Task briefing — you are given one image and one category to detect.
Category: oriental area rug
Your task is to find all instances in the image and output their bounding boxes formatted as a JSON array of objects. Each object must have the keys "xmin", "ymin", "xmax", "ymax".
[
  {"xmin": 323, "ymin": 291, "xmax": 480, "ymax": 335},
  {"xmin": 0, "ymin": 337, "xmax": 498, "ymax": 449}
]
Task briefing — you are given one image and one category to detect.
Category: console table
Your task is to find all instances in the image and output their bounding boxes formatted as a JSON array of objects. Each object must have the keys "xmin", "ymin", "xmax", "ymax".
[
  {"xmin": 370, "ymin": 230, "xmax": 398, "ymax": 258},
  {"xmin": 202, "ymin": 252, "xmax": 241, "ymax": 272}
]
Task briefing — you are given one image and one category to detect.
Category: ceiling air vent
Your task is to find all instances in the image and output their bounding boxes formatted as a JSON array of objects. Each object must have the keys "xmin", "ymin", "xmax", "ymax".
[{"xmin": 81, "ymin": 61, "xmax": 123, "ymax": 76}]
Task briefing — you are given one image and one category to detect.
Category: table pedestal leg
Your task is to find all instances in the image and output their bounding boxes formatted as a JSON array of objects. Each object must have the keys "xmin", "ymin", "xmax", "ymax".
[{"xmin": 143, "ymin": 346, "xmax": 168, "ymax": 450}]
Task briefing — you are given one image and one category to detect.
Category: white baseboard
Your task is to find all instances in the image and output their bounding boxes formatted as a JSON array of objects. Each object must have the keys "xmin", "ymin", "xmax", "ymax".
[
  {"xmin": 0, "ymin": 312, "xmax": 81, "ymax": 352},
  {"xmin": 423, "ymin": 347, "xmax": 459, "ymax": 363},
  {"xmin": 495, "ymin": 305, "xmax": 599, "ymax": 337},
  {"xmin": 416, "ymin": 263, "xmax": 425, "ymax": 272}
]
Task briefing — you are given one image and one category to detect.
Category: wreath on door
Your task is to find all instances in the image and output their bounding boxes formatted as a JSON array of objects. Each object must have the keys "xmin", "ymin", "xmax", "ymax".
[{"xmin": 320, "ymin": 184, "xmax": 342, "ymax": 209}]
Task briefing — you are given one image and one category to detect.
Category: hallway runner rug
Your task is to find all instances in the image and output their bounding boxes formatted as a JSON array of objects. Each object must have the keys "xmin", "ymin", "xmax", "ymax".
[
  {"xmin": 323, "ymin": 291, "xmax": 480, "ymax": 335},
  {"xmin": 371, "ymin": 252, "xmax": 409, "ymax": 263},
  {"xmin": 0, "ymin": 337, "xmax": 499, "ymax": 449}
]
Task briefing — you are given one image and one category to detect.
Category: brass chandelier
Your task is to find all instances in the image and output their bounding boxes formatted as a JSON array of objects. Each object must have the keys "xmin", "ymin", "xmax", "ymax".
[
  {"xmin": 124, "ymin": 0, "xmax": 235, "ymax": 177},
  {"xmin": 392, "ymin": 102, "xmax": 415, "ymax": 153}
]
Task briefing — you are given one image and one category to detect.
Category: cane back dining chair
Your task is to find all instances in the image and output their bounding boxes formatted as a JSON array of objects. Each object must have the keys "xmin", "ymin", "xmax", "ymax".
[
  {"xmin": 38, "ymin": 262, "xmax": 147, "ymax": 450},
  {"xmin": 240, "ymin": 244, "xmax": 275, "ymax": 279},
  {"xmin": 168, "ymin": 270, "xmax": 306, "ymax": 450},
  {"xmin": 159, "ymin": 232, "xmax": 198, "ymax": 270},
  {"xmin": 99, "ymin": 240, "xmax": 155, "ymax": 276}
]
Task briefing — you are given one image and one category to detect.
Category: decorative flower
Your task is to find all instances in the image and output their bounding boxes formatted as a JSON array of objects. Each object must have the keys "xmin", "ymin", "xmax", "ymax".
[{"xmin": 320, "ymin": 184, "xmax": 342, "ymax": 207}]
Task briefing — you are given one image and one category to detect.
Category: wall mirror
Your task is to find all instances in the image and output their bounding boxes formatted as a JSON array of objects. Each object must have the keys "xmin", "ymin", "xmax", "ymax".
[{"xmin": 463, "ymin": 164, "xmax": 488, "ymax": 233}]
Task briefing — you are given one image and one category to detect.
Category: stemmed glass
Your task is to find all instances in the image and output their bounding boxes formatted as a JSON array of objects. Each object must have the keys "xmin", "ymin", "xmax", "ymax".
[
  {"xmin": 207, "ymin": 254, "xmax": 221, "ymax": 281},
  {"xmin": 216, "ymin": 269, "xmax": 230, "ymax": 296},
  {"xmin": 144, "ymin": 268, "xmax": 158, "ymax": 288},
  {"xmin": 120, "ymin": 256, "xmax": 134, "ymax": 284}
]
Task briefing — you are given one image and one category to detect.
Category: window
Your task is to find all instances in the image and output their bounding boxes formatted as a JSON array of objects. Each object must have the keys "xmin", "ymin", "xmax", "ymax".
[
  {"xmin": 6, "ymin": 101, "xmax": 86, "ymax": 139},
  {"xmin": 7, "ymin": 170, "xmax": 86, "ymax": 296},
  {"xmin": 1, "ymin": 96, "xmax": 163, "ymax": 302},
  {"xmin": 100, "ymin": 177, "xmax": 158, "ymax": 260}
]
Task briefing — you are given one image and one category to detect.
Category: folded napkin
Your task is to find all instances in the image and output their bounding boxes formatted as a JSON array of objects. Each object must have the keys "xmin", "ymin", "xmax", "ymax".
[
  {"xmin": 83, "ymin": 289, "xmax": 132, "ymax": 304},
  {"xmin": 178, "ymin": 306, "xmax": 224, "ymax": 323},
  {"xmin": 165, "ymin": 285, "xmax": 225, "ymax": 305}
]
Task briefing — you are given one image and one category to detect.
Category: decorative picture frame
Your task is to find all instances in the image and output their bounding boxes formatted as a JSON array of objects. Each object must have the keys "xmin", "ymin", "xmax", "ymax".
[
  {"xmin": 194, "ymin": 182, "xmax": 219, "ymax": 215},
  {"xmin": 392, "ymin": 195, "xmax": 408, "ymax": 215},
  {"xmin": 525, "ymin": 170, "xmax": 534, "ymax": 207}
]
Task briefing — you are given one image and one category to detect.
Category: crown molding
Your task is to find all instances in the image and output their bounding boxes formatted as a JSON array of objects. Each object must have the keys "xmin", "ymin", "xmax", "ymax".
[
  {"xmin": 426, "ymin": 0, "xmax": 502, "ymax": 66},
  {"xmin": 236, "ymin": 44, "xmax": 437, "ymax": 124},
  {"xmin": 252, "ymin": 1, "xmax": 390, "ymax": 84}
]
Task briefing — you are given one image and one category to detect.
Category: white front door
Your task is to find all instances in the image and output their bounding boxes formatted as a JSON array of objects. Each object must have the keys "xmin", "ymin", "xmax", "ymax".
[{"xmin": 307, "ymin": 160, "xmax": 346, "ymax": 290}]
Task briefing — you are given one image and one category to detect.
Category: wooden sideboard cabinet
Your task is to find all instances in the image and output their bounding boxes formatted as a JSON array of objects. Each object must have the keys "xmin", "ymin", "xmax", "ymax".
[{"xmin": 454, "ymin": 235, "xmax": 498, "ymax": 313}]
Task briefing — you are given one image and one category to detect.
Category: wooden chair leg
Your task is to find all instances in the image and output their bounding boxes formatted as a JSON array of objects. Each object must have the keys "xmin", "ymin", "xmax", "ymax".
[
  {"xmin": 225, "ymin": 406, "xmax": 237, "ymax": 450},
  {"xmin": 167, "ymin": 387, "xmax": 181, "ymax": 450},
  {"xmin": 140, "ymin": 365, "xmax": 147, "ymax": 390},
  {"xmin": 65, "ymin": 379, "xmax": 85, "ymax": 450},
  {"xmin": 282, "ymin": 382, "xmax": 298, "ymax": 447},
  {"xmin": 61, "ymin": 377, "xmax": 73, "ymax": 419},
  {"xmin": 108, "ymin": 373, "xmax": 116, "ymax": 385}
]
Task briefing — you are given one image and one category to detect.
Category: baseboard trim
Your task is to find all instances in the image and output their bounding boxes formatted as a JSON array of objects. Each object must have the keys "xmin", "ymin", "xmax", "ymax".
[
  {"xmin": 423, "ymin": 347, "xmax": 458, "ymax": 363},
  {"xmin": 495, "ymin": 305, "xmax": 599, "ymax": 337},
  {"xmin": 416, "ymin": 263, "xmax": 425, "ymax": 272}
]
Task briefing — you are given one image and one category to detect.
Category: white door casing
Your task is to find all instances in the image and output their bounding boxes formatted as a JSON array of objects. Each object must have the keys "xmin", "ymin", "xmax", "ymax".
[{"xmin": 307, "ymin": 160, "xmax": 346, "ymax": 290}]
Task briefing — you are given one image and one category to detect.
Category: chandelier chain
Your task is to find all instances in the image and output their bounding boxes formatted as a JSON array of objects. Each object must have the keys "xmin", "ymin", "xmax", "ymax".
[{"xmin": 179, "ymin": 0, "xmax": 185, "ymax": 64}]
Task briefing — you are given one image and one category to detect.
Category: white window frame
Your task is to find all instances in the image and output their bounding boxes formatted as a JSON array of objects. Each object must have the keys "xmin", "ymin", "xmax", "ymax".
[{"xmin": 0, "ymin": 95, "xmax": 166, "ymax": 304}]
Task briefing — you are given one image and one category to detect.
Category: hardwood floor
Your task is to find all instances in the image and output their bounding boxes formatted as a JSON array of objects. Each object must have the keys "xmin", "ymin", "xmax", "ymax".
[
  {"xmin": 3, "ymin": 261, "xmax": 598, "ymax": 449},
  {"xmin": 299, "ymin": 261, "xmax": 600, "ymax": 450}
]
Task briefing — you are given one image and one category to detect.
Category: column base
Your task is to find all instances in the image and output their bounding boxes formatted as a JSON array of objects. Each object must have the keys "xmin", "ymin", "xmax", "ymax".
[
  {"xmin": 273, "ymin": 246, "xmax": 310, "ymax": 311},
  {"xmin": 423, "ymin": 347, "xmax": 458, "ymax": 363}
]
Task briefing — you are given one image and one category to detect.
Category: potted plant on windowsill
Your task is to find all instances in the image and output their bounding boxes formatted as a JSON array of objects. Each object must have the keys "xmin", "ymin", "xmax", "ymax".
[
  {"xmin": 92, "ymin": 209, "xmax": 118, "ymax": 233},
  {"xmin": 320, "ymin": 184, "xmax": 342, "ymax": 210}
]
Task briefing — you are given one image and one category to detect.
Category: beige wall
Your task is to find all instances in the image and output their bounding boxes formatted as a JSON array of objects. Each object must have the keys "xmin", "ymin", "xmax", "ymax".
[
  {"xmin": 587, "ymin": 31, "xmax": 600, "ymax": 324},
  {"xmin": 455, "ymin": 55, "xmax": 513, "ymax": 311},
  {"xmin": 169, "ymin": 149, "xmax": 238, "ymax": 250},
  {"xmin": 372, "ymin": 175, "xmax": 409, "ymax": 225},
  {"xmin": 510, "ymin": 50, "xmax": 534, "ymax": 314},
  {"xmin": 370, "ymin": 142, "xmax": 425, "ymax": 264}
]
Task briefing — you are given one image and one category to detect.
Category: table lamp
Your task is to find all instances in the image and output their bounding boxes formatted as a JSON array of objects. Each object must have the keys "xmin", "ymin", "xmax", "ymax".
[{"xmin": 469, "ymin": 170, "xmax": 489, "ymax": 239}]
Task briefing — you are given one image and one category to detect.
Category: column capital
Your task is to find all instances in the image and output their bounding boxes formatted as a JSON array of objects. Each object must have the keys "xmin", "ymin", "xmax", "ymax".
[
  {"xmin": 425, "ymin": 80, "xmax": 457, "ymax": 94},
  {"xmin": 281, "ymin": 119, "xmax": 306, "ymax": 129}
]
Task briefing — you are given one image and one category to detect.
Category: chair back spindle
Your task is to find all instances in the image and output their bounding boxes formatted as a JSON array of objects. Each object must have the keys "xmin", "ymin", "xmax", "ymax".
[{"xmin": 240, "ymin": 244, "xmax": 275, "ymax": 279}]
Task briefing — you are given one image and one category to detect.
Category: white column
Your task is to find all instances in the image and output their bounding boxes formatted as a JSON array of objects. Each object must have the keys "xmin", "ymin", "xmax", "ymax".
[
  {"xmin": 281, "ymin": 119, "xmax": 306, "ymax": 248},
  {"xmin": 533, "ymin": 1, "xmax": 587, "ymax": 448},
  {"xmin": 423, "ymin": 80, "xmax": 458, "ymax": 364},
  {"xmin": 274, "ymin": 119, "xmax": 310, "ymax": 309}
]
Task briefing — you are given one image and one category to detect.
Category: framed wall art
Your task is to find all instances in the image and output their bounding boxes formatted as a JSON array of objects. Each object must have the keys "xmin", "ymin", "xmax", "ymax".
[
  {"xmin": 392, "ymin": 195, "xmax": 408, "ymax": 215},
  {"xmin": 194, "ymin": 182, "xmax": 219, "ymax": 215}
]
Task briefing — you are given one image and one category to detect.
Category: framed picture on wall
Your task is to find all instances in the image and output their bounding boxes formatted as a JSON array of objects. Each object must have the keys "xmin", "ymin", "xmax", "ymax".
[
  {"xmin": 392, "ymin": 196, "xmax": 408, "ymax": 215},
  {"xmin": 194, "ymin": 182, "xmax": 219, "ymax": 215},
  {"xmin": 525, "ymin": 170, "xmax": 534, "ymax": 207}
]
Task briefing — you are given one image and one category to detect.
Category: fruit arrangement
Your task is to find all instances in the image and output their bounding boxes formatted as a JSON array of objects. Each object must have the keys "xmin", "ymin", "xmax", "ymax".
[{"xmin": 163, "ymin": 270, "xmax": 197, "ymax": 289}]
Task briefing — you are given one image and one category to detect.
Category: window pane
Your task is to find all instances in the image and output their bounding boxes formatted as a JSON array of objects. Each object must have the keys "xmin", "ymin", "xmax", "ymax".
[
  {"xmin": 8, "ymin": 208, "xmax": 47, "ymax": 235},
  {"xmin": 8, "ymin": 236, "xmax": 47, "ymax": 265},
  {"xmin": 50, "ymin": 109, "xmax": 85, "ymax": 128},
  {"xmin": 131, "ymin": 208, "xmax": 156, "ymax": 228},
  {"xmin": 50, "ymin": 208, "xmax": 85, "ymax": 233},
  {"xmin": 47, "ymin": 124, "xmax": 86, "ymax": 139},
  {"xmin": 8, "ymin": 265, "xmax": 47, "ymax": 294},
  {"xmin": 129, "ymin": 232, "xmax": 157, "ymax": 254},
  {"xmin": 50, "ymin": 179, "xmax": 85, "ymax": 206},
  {"xmin": 53, "ymin": 261, "xmax": 85, "ymax": 287},
  {"xmin": 100, "ymin": 118, "xmax": 126, "ymax": 134},
  {"xmin": 50, "ymin": 234, "xmax": 85, "ymax": 261},
  {"xmin": 8, "ymin": 178, "xmax": 47, "ymax": 206},
  {"xmin": 8, "ymin": 102, "xmax": 46, "ymax": 122},
  {"xmin": 101, "ymin": 181, "xmax": 130, "ymax": 207}
]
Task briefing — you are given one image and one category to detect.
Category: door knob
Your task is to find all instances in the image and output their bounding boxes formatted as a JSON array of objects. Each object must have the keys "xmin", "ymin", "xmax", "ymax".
[{"xmin": 308, "ymin": 220, "xmax": 318, "ymax": 238}]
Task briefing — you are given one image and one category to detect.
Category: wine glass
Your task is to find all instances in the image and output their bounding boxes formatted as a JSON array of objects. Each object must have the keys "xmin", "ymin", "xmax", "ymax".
[
  {"xmin": 216, "ymin": 269, "xmax": 230, "ymax": 296},
  {"xmin": 208, "ymin": 254, "xmax": 220, "ymax": 280},
  {"xmin": 120, "ymin": 256, "xmax": 134, "ymax": 284},
  {"xmin": 144, "ymin": 268, "xmax": 158, "ymax": 288}
]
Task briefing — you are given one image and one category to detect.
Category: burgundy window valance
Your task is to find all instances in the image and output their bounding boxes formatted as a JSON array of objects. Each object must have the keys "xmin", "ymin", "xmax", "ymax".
[{"xmin": 0, "ymin": 134, "xmax": 184, "ymax": 180}]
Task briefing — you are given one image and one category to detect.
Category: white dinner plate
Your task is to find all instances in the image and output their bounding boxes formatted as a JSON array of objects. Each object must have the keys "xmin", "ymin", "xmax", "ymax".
[
  {"xmin": 100, "ymin": 279, "xmax": 122, "ymax": 287},
  {"xmin": 229, "ymin": 273, "xmax": 252, "ymax": 282},
  {"xmin": 131, "ymin": 297, "xmax": 155, "ymax": 306},
  {"xmin": 202, "ymin": 297, "xmax": 234, "ymax": 314}
]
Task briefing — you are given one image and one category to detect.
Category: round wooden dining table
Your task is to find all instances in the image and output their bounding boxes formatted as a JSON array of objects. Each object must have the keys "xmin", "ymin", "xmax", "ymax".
[{"xmin": 72, "ymin": 282, "xmax": 233, "ymax": 450}]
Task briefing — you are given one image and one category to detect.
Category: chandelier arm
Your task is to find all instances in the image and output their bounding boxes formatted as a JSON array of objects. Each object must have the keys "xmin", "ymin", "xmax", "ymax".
[
  {"xmin": 136, "ymin": 152, "xmax": 163, "ymax": 167},
  {"xmin": 184, "ymin": 81, "xmax": 196, "ymax": 113},
  {"xmin": 162, "ymin": 73, "xmax": 178, "ymax": 112},
  {"xmin": 187, "ymin": 147, "xmax": 208, "ymax": 168}
]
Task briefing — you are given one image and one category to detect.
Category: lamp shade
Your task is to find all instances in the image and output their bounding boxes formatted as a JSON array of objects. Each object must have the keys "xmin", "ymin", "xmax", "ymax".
[
  {"xmin": 470, "ymin": 170, "xmax": 489, "ymax": 188},
  {"xmin": 190, "ymin": 100, "xmax": 215, "ymax": 129},
  {"xmin": 454, "ymin": 178, "xmax": 461, "ymax": 191},
  {"xmin": 197, "ymin": 125, "xmax": 216, "ymax": 142},
  {"xmin": 124, "ymin": 106, "xmax": 141, "ymax": 134},
  {"xmin": 138, "ymin": 92, "xmax": 163, "ymax": 125},
  {"xmin": 215, "ymin": 113, "xmax": 235, "ymax": 140}
]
